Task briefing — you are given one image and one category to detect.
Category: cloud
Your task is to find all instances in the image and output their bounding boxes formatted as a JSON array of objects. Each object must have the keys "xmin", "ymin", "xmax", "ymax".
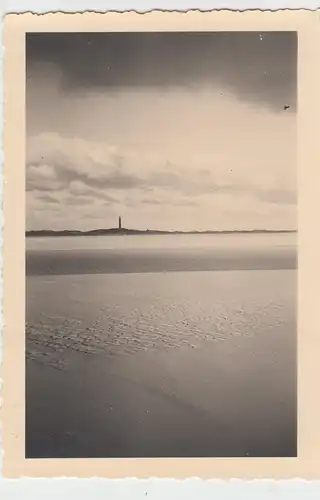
[
  {"xmin": 27, "ymin": 32, "xmax": 297, "ymax": 112},
  {"xmin": 36, "ymin": 193, "xmax": 60, "ymax": 204},
  {"xmin": 26, "ymin": 79, "xmax": 296, "ymax": 231},
  {"xmin": 27, "ymin": 129, "xmax": 295, "ymax": 211},
  {"xmin": 68, "ymin": 180, "xmax": 117, "ymax": 204},
  {"xmin": 26, "ymin": 133, "xmax": 145, "ymax": 195},
  {"xmin": 27, "ymin": 163, "xmax": 64, "ymax": 191},
  {"xmin": 65, "ymin": 195, "xmax": 93, "ymax": 206}
]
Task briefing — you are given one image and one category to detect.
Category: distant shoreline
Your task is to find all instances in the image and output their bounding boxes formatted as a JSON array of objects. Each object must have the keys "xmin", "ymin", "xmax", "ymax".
[{"xmin": 26, "ymin": 229, "xmax": 297, "ymax": 237}]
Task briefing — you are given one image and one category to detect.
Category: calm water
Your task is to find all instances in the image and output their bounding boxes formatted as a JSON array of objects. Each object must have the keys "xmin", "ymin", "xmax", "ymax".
[
  {"xmin": 26, "ymin": 232, "xmax": 297, "ymax": 275},
  {"xmin": 26, "ymin": 233, "xmax": 297, "ymax": 458}
]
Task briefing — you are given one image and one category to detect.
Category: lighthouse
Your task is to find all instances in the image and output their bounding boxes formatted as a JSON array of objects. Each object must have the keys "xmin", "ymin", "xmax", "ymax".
[{"xmin": 118, "ymin": 216, "xmax": 122, "ymax": 230}]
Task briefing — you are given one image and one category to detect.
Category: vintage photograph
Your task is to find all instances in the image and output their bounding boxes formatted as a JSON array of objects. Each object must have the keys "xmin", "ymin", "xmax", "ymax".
[{"xmin": 25, "ymin": 30, "xmax": 297, "ymax": 459}]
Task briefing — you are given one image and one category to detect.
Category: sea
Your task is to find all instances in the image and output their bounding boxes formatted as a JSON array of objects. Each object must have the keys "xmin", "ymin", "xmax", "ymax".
[{"xmin": 26, "ymin": 232, "xmax": 297, "ymax": 458}]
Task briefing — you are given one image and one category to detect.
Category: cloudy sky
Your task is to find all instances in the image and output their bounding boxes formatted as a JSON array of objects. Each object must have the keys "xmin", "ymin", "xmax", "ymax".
[{"xmin": 26, "ymin": 32, "xmax": 297, "ymax": 231}]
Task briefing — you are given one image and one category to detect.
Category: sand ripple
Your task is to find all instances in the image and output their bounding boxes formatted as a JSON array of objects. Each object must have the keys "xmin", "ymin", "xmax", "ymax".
[{"xmin": 26, "ymin": 270, "xmax": 295, "ymax": 370}]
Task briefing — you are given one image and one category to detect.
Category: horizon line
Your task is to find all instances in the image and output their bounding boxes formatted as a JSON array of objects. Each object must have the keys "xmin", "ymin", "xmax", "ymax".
[{"xmin": 26, "ymin": 227, "xmax": 298, "ymax": 235}]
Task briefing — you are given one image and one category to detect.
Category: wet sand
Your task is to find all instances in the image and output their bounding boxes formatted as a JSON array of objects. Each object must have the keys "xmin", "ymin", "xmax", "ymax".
[{"xmin": 26, "ymin": 310, "xmax": 296, "ymax": 458}]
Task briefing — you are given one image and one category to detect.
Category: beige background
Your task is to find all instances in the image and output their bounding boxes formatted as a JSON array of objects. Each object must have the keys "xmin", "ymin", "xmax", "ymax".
[{"xmin": 1, "ymin": 10, "xmax": 320, "ymax": 478}]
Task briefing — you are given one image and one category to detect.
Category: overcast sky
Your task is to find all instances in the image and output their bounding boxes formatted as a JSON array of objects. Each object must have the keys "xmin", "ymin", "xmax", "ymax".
[{"xmin": 26, "ymin": 32, "xmax": 297, "ymax": 231}]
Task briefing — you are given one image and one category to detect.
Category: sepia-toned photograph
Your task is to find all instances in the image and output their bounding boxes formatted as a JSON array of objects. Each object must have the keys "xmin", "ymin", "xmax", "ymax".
[{"xmin": 24, "ymin": 29, "xmax": 297, "ymax": 460}]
